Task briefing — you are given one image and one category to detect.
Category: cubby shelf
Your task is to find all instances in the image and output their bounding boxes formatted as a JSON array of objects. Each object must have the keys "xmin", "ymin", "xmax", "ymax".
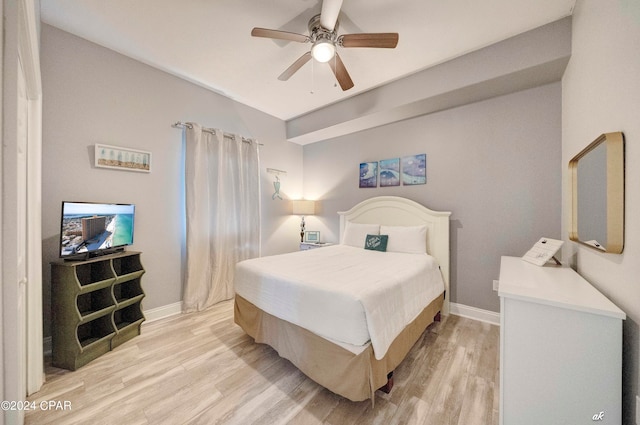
[{"xmin": 51, "ymin": 251, "xmax": 146, "ymax": 370}]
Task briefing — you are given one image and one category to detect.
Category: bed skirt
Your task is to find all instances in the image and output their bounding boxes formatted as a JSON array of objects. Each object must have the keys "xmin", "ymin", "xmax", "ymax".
[{"xmin": 233, "ymin": 292, "xmax": 445, "ymax": 402}]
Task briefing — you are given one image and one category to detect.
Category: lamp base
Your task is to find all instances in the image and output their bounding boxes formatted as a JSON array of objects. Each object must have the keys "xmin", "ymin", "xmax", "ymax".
[{"xmin": 300, "ymin": 231, "xmax": 304, "ymax": 243}]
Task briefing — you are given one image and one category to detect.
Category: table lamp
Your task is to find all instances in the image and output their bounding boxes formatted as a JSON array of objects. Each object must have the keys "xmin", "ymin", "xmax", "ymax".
[{"xmin": 292, "ymin": 200, "xmax": 315, "ymax": 242}]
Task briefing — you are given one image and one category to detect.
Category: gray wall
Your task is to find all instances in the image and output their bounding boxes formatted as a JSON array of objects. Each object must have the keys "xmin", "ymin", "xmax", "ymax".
[
  {"xmin": 40, "ymin": 24, "xmax": 303, "ymax": 336},
  {"xmin": 303, "ymin": 82, "xmax": 562, "ymax": 313},
  {"xmin": 562, "ymin": 1, "xmax": 640, "ymax": 422}
]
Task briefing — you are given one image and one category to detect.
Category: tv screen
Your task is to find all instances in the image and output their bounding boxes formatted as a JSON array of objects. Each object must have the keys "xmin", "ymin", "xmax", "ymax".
[{"xmin": 60, "ymin": 201, "xmax": 135, "ymax": 259}]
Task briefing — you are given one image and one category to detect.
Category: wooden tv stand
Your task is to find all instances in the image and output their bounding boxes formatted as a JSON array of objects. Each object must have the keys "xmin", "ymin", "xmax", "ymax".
[{"xmin": 51, "ymin": 251, "xmax": 145, "ymax": 370}]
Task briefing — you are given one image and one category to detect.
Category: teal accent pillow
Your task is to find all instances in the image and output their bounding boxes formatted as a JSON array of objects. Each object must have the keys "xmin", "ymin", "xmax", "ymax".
[{"xmin": 364, "ymin": 234, "xmax": 388, "ymax": 252}]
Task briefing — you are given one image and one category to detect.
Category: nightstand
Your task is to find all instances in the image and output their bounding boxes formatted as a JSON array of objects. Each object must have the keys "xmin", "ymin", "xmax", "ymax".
[{"xmin": 299, "ymin": 242, "xmax": 333, "ymax": 251}]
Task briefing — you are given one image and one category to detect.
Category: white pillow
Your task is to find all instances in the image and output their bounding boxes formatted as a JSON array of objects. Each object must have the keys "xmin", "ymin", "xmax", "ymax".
[
  {"xmin": 380, "ymin": 225, "xmax": 428, "ymax": 254},
  {"xmin": 342, "ymin": 222, "xmax": 380, "ymax": 247}
]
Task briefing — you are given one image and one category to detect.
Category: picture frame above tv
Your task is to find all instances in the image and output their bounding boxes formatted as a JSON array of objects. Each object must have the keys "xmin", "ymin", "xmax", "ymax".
[
  {"xmin": 59, "ymin": 201, "xmax": 135, "ymax": 260},
  {"xmin": 95, "ymin": 144, "xmax": 151, "ymax": 173}
]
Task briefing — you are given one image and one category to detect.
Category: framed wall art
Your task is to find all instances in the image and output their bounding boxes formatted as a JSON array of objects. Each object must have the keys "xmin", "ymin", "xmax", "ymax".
[
  {"xmin": 402, "ymin": 154, "xmax": 426, "ymax": 185},
  {"xmin": 359, "ymin": 162, "xmax": 378, "ymax": 188},
  {"xmin": 95, "ymin": 144, "xmax": 151, "ymax": 173},
  {"xmin": 379, "ymin": 158, "xmax": 400, "ymax": 187}
]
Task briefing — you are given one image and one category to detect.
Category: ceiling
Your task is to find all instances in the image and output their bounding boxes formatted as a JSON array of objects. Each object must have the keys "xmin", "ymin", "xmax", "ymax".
[{"xmin": 40, "ymin": 0, "xmax": 575, "ymax": 121}]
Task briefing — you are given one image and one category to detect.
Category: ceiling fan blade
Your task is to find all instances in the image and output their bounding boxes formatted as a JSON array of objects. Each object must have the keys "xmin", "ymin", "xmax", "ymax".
[
  {"xmin": 339, "ymin": 33, "xmax": 399, "ymax": 48},
  {"xmin": 251, "ymin": 28, "xmax": 310, "ymax": 43},
  {"xmin": 320, "ymin": 0, "xmax": 343, "ymax": 31},
  {"xmin": 278, "ymin": 52, "xmax": 312, "ymax": 81},
  {"xmin": 328, "ymin": 53, "xmax": 354, "ymax": 91}
]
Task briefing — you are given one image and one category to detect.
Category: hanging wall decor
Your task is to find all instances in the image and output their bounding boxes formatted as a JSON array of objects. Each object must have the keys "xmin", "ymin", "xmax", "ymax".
[
  {"xmin": 379, "ymin": 158, "xmax": 400, "ymax": 187},
  {"xmin": 401, "ymin": 154, "xmax": 426, "ymax": 185},
  {"xmin": 359, "ymin": 162, "xmax": 378, "ymax": 188},
  {"xmin": 95, "ymin": 144, "xmax": 151, "ymax": 173},
  {"xmin": 266, "ymin": 168, "xmax": 287, "ymax": 200},
  {"xmin": 359, "ymin": 154, "xmax": 426, "ymax": 188}
]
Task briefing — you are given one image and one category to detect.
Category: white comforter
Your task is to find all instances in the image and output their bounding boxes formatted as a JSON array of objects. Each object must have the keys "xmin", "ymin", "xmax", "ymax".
[{"xmin": 234, "ymin": 244, "xmax": 444, "ymax": 359}]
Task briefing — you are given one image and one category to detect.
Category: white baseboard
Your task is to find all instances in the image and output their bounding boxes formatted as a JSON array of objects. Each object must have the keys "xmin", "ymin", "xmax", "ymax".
[
  {"xmin": 44, "ymin": 301, "xmax": 184, "ymax": 355},
  {"xmin": 450, "ymin": 302, "xmax": 500, "ymax": 326},
  {"xmin": 143, "ymin": 301, "xmax": 183, "ymax": 323}
]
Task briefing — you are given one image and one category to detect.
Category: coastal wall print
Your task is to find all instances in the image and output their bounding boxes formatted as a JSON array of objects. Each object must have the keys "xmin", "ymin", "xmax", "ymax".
[
  {"xmin": 359, "ymin": 154, "xmax": 426, "ymax": 188},
  {"xmin": 95, "ymin": 144, "xmax": 151, "ymax": 173},
  {"xmin": 379, "ymin": 158, "xmax": 400, "ymax": 187},
  {"xmin": 359, "ymin": 162, "xmax": 378, "ymax": 188},
  {"xmin": 402, "ymin": 154, "xmax": 426, "ymax": 185}
]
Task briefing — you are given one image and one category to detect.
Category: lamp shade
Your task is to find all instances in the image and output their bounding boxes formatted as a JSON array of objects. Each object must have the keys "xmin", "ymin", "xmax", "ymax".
[{"xmin": 292, "ymin": 200, "xmax": 315, "ymax": 215}]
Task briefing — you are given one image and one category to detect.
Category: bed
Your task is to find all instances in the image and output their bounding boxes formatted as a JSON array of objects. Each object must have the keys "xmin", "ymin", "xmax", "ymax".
[{"xmin": 233, "ymin": 196, "xmax": 451, "ymax": 401}]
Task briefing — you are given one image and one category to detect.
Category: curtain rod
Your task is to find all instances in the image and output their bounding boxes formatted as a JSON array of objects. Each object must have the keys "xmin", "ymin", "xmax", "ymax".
[{"xmin": 172, "ymin": 121, "xmax": 263, "ymax": 145}]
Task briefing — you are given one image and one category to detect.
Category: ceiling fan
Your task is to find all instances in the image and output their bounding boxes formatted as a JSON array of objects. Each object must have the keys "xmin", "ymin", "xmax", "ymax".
[{"xmin": 251, "ymin": 0, "xmax": 399, "ymax": 91}]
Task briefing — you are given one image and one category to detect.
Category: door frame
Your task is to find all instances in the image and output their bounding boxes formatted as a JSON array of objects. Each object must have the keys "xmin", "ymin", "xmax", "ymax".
[
  {"xmin": 18, "ymin": 0, "xmax": 44, "ymax": 397},
  {"xmin": 2, "ymin": 1, "xmax": 43, "ymax": 424}
]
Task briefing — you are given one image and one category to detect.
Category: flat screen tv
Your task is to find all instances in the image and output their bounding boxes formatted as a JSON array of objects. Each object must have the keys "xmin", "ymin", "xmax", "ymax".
[{"xmin": 60, "ymin": 201, "xmax": 135, "ymax": 260}]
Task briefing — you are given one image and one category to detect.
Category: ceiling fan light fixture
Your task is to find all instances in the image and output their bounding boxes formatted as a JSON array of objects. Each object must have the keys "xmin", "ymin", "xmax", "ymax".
[{"xmin": 311, "ymin": 38, "xmax": 335, "ymax": 63}]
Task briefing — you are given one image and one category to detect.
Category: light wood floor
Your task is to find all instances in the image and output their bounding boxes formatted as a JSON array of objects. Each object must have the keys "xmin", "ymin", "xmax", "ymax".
[{"xmin": 26, "ymin": 299, "xmax": 499, "ymax": 425}]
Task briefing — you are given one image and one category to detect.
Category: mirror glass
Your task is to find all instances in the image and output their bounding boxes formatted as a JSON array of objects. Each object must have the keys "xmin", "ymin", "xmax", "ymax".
[
  {"xmin": 569, "ymin": 132, "xmax": 624, "ymax": 253},
  {"xmin": 577, "ymin": 142, "xmax": 607, "ymax": 248}
]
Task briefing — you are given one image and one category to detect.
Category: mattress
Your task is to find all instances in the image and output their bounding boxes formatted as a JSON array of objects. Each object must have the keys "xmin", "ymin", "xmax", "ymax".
[{"xmin": 234, "ymin": 244, "xmax": 444, "ymax": 359}]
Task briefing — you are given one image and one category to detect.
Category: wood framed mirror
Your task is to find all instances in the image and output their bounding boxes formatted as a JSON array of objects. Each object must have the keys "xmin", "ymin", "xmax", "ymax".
[{"xmin": 569, "ymin": 132, "xmax": 625, "ymax": 253}]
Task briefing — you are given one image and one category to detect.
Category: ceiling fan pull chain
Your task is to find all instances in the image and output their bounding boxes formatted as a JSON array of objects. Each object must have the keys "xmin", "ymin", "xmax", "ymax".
[
  {"xmin": 310, "ymin": 56, "xmax": 315, "ymax": 94},
  {"xmin": 334, "ymin": 54, "xmax": 338, "ymax": 88}
]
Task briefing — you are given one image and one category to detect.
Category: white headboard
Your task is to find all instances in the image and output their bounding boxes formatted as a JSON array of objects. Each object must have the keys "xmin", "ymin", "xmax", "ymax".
[{"xmin": 338, "ymin": 196, "xmax": 451, "ymax": 315}]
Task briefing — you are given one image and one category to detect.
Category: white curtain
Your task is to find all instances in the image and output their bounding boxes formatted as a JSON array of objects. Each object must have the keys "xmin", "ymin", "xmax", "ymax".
[{"xmin": 183, "ymin": 123, "xmax": 261, "ymax": 312}]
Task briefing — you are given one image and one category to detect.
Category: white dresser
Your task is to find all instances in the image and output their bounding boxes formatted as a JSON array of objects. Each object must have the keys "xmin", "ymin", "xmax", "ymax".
[{"xmin": 498, "ymin": 256, "xmax": 625, "ymax": 425}]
